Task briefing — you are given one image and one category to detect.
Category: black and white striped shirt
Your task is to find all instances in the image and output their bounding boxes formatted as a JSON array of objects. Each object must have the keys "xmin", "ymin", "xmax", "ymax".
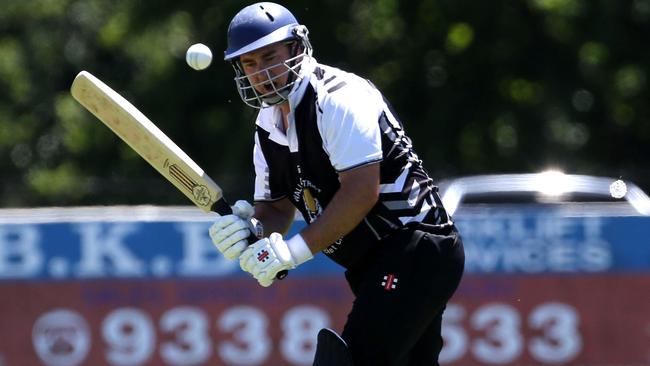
[{"xmin": 253, "ymin": 59, "xmax": 451, "ymax": 269}]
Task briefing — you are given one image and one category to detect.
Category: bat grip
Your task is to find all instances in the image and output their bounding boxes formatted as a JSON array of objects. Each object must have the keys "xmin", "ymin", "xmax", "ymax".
[{"xmin": 211, "ymin": 199, "xmax": 288, "ymax": 280}]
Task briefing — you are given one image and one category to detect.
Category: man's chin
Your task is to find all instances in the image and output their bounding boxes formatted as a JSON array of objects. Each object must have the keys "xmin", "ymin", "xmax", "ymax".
[{"xmin": 261, "ymin": 94, "xmax": 285, "ymax": 105}]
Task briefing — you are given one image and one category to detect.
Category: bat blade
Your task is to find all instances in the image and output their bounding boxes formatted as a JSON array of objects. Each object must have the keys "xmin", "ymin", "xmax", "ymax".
[
  {"xmin": 70, "ymin": 70, "xmax": 288, "ymax": 280},
  {"xmin": 70, "ymin": 71, "xmax": 225, "ymax": 213}
]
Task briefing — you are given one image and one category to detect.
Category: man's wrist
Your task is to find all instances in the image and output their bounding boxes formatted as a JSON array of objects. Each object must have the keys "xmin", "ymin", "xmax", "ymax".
[{"xmin": 286, "ymin": 233, "xmax": 313, "ymax": 265}]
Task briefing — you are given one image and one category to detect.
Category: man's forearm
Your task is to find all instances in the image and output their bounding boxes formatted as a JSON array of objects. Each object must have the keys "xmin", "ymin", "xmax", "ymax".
[
  {"xmin": 300, "ymin": 187, "xmax": 376, "ymax": 252},
  {"xmin": 300, "ymin": 163, "xmax": 380, "ymax": 252}
]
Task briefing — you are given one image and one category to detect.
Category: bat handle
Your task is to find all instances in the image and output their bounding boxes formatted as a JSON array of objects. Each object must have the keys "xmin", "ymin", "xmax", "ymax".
[{"xmin": 211, "ymin": 199, "xmax": 289, "ymax": 280}]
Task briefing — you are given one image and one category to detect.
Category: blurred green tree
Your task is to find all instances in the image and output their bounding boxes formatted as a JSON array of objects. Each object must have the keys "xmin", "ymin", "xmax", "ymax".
[{"xmin": 0, "ymin": 0, "xmax": 648, "ymax": 207}]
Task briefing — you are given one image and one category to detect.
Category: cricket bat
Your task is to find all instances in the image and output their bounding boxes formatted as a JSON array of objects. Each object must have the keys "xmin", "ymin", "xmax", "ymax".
[{"xmin": 70, "ymin": 70, "xmax": 288, "ymax": 279}]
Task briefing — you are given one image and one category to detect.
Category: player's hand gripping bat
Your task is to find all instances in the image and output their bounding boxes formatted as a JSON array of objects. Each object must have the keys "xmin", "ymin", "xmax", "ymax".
[{"xmin": 70, "ymin": 71, "xmax": 288, "ymax": 280}]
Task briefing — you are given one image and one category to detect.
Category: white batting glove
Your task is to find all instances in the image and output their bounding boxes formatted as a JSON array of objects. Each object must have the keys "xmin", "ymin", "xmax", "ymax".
[
  {"xmin": 240, "ymin": 232, "xmax": 313, "ymax": 287},
  {"xmin": 209, "ymin": 200, "xmax": 259, "ymax": 260}
]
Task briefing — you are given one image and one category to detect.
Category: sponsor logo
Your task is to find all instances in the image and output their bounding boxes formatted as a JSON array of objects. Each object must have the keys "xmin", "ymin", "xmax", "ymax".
[
  {"xmin": 257, "ymin": 250, "xmax": 270, "ymax": 263},
  {"xmin": 381, "ymin": 274, "xmax": 398, "ymax": 291},
  {"xmin": 165, "ymin": 159, "xmax": 212, "ymax": 206},
  {"xmin": 32, "ymin": 309, "xmax": 90, "ymax": 366},
  {"xmin": 322, "ymin": 238, "xmax": 343, "ymax": 255}
]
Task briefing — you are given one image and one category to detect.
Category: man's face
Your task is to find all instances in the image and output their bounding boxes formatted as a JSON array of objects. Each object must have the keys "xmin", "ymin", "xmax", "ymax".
[{"xmin": 239, "ymin": 42, "xmax": 293, "ymax": 95}]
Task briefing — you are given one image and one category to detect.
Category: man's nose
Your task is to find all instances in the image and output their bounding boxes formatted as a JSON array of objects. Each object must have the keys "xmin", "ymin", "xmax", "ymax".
[{"xmin": 253, "ymin": 68, "xmax": 272, "ymax": 83}]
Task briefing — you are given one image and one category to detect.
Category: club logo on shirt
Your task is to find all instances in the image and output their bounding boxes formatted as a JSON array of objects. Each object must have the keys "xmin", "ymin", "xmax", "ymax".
[
  {"xmin": 293, "ymin": 177, "xmax": 323, "ymax": 222},
  {"xmin": 302, "ymin": 187, "xmax": 322, "ymax": 220}
]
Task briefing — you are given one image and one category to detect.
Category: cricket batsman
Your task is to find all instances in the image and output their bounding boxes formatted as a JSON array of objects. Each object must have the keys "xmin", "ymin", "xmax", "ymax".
[{"xmin": 209, "ymin": 3, "xmax": 465, "ymax": 365}]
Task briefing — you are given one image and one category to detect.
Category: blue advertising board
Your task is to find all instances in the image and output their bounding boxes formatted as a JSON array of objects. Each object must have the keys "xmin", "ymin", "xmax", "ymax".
[
  {"xmin": 1, "ymin": 206, "xmax": 648, "ymax": 281},
  {"xmin": 1, "ymin": 206, "xmax": 649, "ymax": 366}
]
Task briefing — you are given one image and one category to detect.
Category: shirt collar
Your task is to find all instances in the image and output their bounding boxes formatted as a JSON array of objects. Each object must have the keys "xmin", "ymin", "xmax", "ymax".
[
  {"xmin": 254, "ymin": 57, "xmax": 318, "ymax": 147},
  {"xmin": 287, "ymin": 56, "xmax": 317, "ymax": 108},
  {"xmin": 256, "ymin": 107, "xmax": 288, "ymax": 146}
]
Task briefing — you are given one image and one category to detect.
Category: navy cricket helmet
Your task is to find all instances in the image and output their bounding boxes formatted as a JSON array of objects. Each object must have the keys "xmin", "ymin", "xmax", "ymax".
[{"xmin": 224, "ymin": 2, "xmax": 313, "ymax": 108}]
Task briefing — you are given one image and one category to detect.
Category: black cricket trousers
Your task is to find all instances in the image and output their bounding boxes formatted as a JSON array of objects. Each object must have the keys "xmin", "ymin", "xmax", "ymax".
[{"xmin": 341, "ymin": 223, "xmax": 465, "ymax": 366}]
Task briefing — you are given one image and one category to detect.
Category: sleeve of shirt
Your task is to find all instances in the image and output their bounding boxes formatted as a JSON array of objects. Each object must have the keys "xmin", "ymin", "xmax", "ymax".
[
  {"xmin": 253, "ymin": 131, "xmax": 278, "ymax": 202},
  {"xmin": 318, "ymin": 89, "xmax": 383, "ymax": 172}
]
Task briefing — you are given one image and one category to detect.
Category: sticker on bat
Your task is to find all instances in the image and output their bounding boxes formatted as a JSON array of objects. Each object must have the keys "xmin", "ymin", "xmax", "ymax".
[{"xmin": 164, "ymin": 159, "xmax": 212, "ymax": 206}]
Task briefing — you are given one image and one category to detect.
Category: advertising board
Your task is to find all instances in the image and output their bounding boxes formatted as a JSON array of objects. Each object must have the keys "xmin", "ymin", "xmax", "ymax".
[{"xmin": 0, "ymin": 206, "xmax": 648, "ymax": 365}]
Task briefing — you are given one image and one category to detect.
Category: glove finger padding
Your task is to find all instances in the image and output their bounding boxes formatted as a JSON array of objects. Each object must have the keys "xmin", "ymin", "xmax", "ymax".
[
  {"xmin": 238, "ymin": 244, "xmax": 254, "ymax": 272},
  {"xmin": 210, "ymin": 216, "xmax": 248, "ymax": 241},
  {"xmin": 215, "ymin": 223, "xmax": 250, "ymax": 250},
  {"xmin": 209, "ymin": 215, "xmax": 239, "ymax": 233},
  {"xmin": 222, "ymin": 240, "xmax": 249, "ymax": 260},
  {"xmin": 259, "ymin": 259, "xmax": 291, "ymax": 284},
  {"xmin": 239, "ymin": 243, "xmax": 263, "ymax": 273},
  {"xmin": 209, "ymin": 215, "xmax": 251, "ymax": 258}
]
